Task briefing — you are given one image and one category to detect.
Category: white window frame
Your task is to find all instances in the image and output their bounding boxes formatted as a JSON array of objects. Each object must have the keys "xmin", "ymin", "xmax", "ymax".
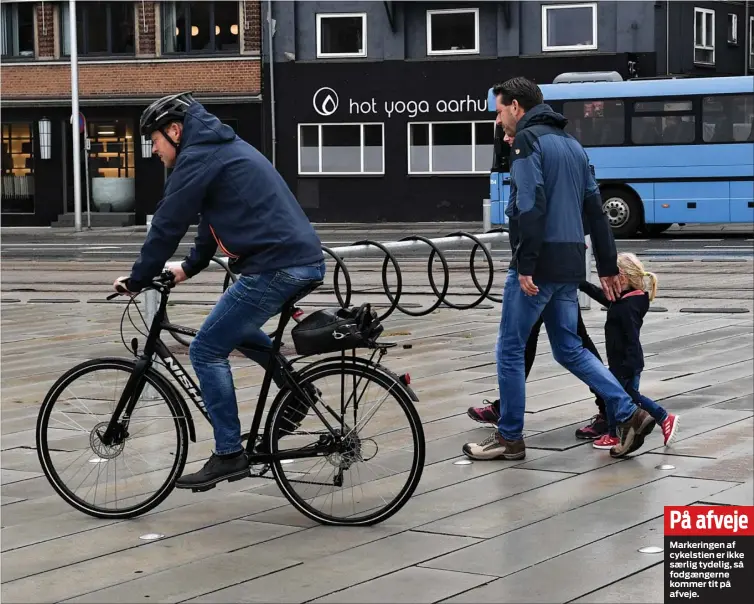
[
  {"xmin": 315, "ymin": 13, "xmax": 367, "ymax": 58},
  {"xmin": 426, "ymin": 8, "xmax": 480, "ymax": 56},
  {"xmin": 728, "ymin": 13, "xmax": 738, "ymax": 44},
  {"xmin": 694, "ymin": 7, "xmax": 715, "ymax": 65},
  {"xmin": 541, "ymin": 3, "xmax": 598, "ymax": 52},
  {"xmin": 407, "ymin": 120, "xmax": 495, "ymax": 176},
  {"xmin": 750, "ymin": 16, "xmax": 754, "ymax": 70},
  {"xmin": 297, "ymin": 122, "xmax": 385, "ymax": 176}
]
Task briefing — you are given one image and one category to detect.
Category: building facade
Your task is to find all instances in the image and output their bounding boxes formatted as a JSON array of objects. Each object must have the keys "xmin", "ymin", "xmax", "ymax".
[
  {"xmin": 262, "ymin": 0, "xmax": 754, "ymax": 223},
  {"xmin": 1, "ymin": 0, "xmax": 263, "ymax": 226},
  {"xmin": 3, "ymin": 1, "xmax": 752, "ymax": 226}
]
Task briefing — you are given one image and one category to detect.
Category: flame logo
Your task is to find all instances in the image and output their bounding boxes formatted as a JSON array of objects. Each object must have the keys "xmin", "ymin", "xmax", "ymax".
[{"xmin": 313, "ymin": 87, "xmax": 339, "ymax": 116}]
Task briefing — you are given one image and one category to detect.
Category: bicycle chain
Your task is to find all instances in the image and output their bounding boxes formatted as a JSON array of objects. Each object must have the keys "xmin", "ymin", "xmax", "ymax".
[{"xmin": 250, "ymin": 464, "xmax": 343, "ymax": 488}]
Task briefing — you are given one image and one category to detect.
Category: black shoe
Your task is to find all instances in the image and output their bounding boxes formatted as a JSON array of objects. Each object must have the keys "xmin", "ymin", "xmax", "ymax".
[
  {"xmin": 279, "ymin": 384, "xmax": 319, "ymax": 436},
  {"xmin": 175, "ymin": 451, "xmax": 251, "ymax": 491}
]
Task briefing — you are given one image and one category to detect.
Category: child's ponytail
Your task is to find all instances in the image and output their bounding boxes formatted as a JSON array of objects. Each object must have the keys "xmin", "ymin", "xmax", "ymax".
[{"xmin": 644, "ymin": 270, "xmax": 658, "ymax": 302}]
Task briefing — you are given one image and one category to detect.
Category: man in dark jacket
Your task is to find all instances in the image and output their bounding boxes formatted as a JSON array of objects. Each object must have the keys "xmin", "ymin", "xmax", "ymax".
[
  {"xmin": 462, "ymin": 77, "xmax": 655, "ymax": 461},
  {"xmin": 113, "ymin": 93, "xmax": 325, "ymax": 490}
]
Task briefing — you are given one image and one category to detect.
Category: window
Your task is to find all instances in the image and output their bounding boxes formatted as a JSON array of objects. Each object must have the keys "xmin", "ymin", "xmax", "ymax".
[
  {"xmin": 62, "ymin": 1, "xmax": 135, "ymax": 56},
  {"xmin": 728, "ymin": 13, "xmax": 738, "ymax": 44},
  {"xmin": 408, "ymin": 121, "xmax": 494, "ymax": 174},
  {"xmin": 162, "ymin": 1, "xmax": 240, "ymax": 53},
  {"xmin": 750, "ymin": 17, "xmax": 754, "ymax": 70},
  {"xmin": 1, "ymin": 123, "xmax": 35, "ymax": 214},
  {"xmin": 316, "ymin": 13, "xmax": 366, "ymax": 58},
  {"xmin": 563, "ymin": 100, "xmax": 625, "ymax": 146},
  {"xmin": 632, "ymin": 100, "xmax": 696, "ymax": 146},
  {"xmin": 87, "ymin": 121, "xmax": 136, "ymax": 179},
  {"xmin": 1, "ymin": 2, "xmax": 35, "ymax": 58},
  {"xmin": 542, "ymin": 3, "xmax": 597, "ymax": 52},
  {"xmin": 298, "ymin": 123, "xmax": 384, "ymax": 175},
  {"xmin": 426, "ymin": 9, "xmax": 479, "ymax": 55},
  {"xmin": 702, "ymin": 95, "xmax": 754, "ymax": 143},
  {"xmin": 694, "ymin": 7, "xmax": 715, "ymax": 64}
]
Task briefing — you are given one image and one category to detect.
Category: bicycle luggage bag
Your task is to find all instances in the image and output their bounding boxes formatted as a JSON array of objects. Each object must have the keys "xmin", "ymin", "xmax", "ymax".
[{"xmin": 291, "ymin": 304, "xmax": 383, "ymax": 356}]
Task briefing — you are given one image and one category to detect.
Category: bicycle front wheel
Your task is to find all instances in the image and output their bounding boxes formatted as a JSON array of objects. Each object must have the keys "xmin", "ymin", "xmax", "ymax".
[
  {"xmin": 36, "ymin": 358, "xmax": 189, "ymax": 519},
  {"xmin": 266, "ymin": 361, "xmax": 425, "ymax": 526}
]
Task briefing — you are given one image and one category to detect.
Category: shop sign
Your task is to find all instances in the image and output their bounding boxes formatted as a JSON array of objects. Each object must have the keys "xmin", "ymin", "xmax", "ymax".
[{"xmin": 312, "ymin": 87, "xmax": 488, "ymax": 119}]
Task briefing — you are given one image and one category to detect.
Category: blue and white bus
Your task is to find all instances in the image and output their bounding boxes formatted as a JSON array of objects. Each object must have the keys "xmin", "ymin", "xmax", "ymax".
[{"xmin": 488, "ymin": 73, "xmax": 754, "ymax": 237}]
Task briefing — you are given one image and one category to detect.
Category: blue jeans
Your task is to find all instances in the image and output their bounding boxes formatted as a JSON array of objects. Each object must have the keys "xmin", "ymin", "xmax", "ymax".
[
  {"xmin": 496, "ymin": 269, "xmax": 638, "ymax": 442},
  {"xmin": 605, "ymin": 371, "xmax": 668, "ymax": 436},
  {"xmin": 189, "ymin": 261, "xmax": 326, "ymax": 455}
]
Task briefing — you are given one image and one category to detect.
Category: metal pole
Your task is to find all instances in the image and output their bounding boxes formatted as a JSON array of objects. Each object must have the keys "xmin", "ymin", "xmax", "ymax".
[
  {"xmin": 266, "ymin": 0, "xmax": 277, "ymax": 166},
  {"xmin": 482, "ymin": 199, "xmax": 492, "ymax": 233},
  {"xmin": 83, "ymin": 135, "xmax": 92, "ymax": 230},
  {"xmin": 580, "ymin": 234, "xmax": 592, "ymax": 310},
  {"xmin": 144, "ymin": 214, "xmax": 158, "ymax": 399},
  {"xmin": 69, "ymin": 0, "xmax": 82, "ymax": 232},
  {"xmin": 482, "ymin": 198, "xmax": 493, "ymax": 257},
  {"xmin": 144, "ymin": 214, "xmax": 159, "ymax": 324}
]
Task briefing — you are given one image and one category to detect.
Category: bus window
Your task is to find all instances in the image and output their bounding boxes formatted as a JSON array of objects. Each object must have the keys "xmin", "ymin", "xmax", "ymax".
[
  {"xmin": 702, "ymin": 94, "xmax": 754, "ymax": 142},
  {"xmin": 632, "ymin": 99, "xmax": 695, "ymax": 145},
  {"xmin": 563, "ymin": 99, "xmax": 624, "ymax": 146}
]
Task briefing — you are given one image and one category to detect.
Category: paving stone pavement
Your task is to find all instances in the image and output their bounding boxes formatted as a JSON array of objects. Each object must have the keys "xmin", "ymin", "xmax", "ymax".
[{"xmin": 1, "ymin": 253, "xmax": 752, "ymax": 603}]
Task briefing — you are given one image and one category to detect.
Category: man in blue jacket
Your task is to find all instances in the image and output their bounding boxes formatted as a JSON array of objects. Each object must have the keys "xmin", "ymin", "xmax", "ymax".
[
  {"xmin": 463, "ymin": 77, "xmax": 655, "ymax": 461},
  {"xmin": 113, "ymin": 92, "xmax": 325, "ymax": 490}
]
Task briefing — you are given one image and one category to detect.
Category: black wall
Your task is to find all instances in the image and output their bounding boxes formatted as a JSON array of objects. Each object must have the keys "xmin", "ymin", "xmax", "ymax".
[{"xmin": 264, "ymin": 53, "xmax": 656, "ymax": 222}]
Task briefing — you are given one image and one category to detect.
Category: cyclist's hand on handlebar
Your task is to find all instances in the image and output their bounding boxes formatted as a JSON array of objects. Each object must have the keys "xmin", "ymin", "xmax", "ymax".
[
  {"xmin": 112, "ymin": 276, "xmax": 134, "ymax": 296},
  {"xmin": 165, "ymin": 262, "xmax": 188, "ymax": 284}
]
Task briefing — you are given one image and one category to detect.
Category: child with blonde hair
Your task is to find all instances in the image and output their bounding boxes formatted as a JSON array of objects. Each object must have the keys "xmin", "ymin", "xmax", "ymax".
[{"xmin": 579, "ymin": 252, "xmax": 679, "ymax": 451}]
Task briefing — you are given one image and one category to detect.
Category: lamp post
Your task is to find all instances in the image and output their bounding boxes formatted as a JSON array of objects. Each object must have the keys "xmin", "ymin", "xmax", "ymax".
[{"xmin": 69, "ymin": 0, "xmax": 82, "ymax": 231}]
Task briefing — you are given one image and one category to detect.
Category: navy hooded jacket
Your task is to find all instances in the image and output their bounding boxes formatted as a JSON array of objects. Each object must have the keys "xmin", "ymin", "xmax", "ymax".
[
  {"xmin": 579, "ymin": 282, "xmax": 650, "ymax": 376},
  {"xmin": 505, "ymin": 104, "xmax": 618, "ymax": 282},
  {"xmin": 129, "ymin": 102, "xmax": 323, "ymax": 291}
]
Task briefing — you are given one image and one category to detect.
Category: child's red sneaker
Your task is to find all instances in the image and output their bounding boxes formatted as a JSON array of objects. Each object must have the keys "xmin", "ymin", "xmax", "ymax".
[
  {"xmin": 661, "ymin": 414, "xmax": 679, "ymax": 446},
  {"xmin": 593, "ymin": 434, "xmax": 620, "ymax": 450}
]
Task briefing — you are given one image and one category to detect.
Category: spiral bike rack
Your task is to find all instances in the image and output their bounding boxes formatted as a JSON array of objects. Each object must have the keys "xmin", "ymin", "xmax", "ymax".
[{"xmin": 209, "ymin": 228, "xmax": 508, "ymax": 321}]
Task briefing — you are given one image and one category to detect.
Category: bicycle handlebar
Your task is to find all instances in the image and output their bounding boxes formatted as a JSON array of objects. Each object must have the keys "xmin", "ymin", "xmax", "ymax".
[{"xmin": 106, "ymin": 270, "xmax": 176, "ymax": 301}]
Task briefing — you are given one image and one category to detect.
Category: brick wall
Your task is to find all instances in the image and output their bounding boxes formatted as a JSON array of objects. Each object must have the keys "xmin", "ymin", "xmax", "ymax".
[
  {"xmin": 243, "ymin": 1, "xmax": 261, "ymax": 53},
  {"xmin": 36, "ymin": 2, "xmax": 55, "ymax": 59},
  {"xmin": 2, "ymin": 60, "xmax": 261, "ymax": 99},
  {"xmin": 136, "ymin": 1, "xmax": 157, "ymax": 56}
]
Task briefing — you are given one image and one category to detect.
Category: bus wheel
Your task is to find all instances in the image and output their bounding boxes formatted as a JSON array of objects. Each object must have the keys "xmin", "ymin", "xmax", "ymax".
[
  {"xmin": 643, "ymin": 223, "xmax": 672, "ymax": 236},
  {"xmin": 601, "ymin": 188, "xmax": 641, "ymax": 238}
]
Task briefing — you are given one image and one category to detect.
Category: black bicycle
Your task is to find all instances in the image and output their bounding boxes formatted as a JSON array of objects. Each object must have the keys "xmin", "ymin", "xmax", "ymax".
[{"xmin": 36, "ymin": 271, "xmax": 425, "ymax": 526}]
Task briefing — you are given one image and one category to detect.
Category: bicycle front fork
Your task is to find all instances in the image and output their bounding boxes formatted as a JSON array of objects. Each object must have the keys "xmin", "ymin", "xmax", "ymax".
[{"xmin": 99, "ymin": 356, "xmax": 152, "ymax": 446}]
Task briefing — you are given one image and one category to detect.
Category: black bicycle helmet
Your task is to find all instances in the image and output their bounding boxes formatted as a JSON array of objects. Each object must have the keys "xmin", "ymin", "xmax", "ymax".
[{"xmin": 139, "ymin": 92, "xmax": 195, "ymax": 137}]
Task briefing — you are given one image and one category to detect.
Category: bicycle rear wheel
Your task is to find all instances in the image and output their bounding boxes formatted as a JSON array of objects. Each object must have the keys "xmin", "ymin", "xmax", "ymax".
[
  {"xmin": 36, "ymin": 358, "xmax": 189, "ymax": 519},
  {"xmin": 265, "ymin": 360, "xmax": 425, "ymax": 526}
]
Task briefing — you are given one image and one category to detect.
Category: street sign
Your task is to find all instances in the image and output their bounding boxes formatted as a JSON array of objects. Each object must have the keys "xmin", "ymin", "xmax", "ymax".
[{"xmin": 70, "ymin": 111, "xmax": 85, "ymax": 133}]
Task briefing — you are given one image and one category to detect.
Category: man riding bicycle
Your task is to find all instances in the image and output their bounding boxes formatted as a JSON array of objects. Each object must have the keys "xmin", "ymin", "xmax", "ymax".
[{"xmin": 113, "ymin": 92, "xmax": 325, "ymax": 490}]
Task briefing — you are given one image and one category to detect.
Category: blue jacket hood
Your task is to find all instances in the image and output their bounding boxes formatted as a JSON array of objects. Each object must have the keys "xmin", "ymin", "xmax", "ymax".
[
  {"xmin": 516, "ymin": 103, "xmax": 568, "ymax": 133},
  {"xmin": 181, "ymin": 102, "xmax": 236, "ymax": 149}
]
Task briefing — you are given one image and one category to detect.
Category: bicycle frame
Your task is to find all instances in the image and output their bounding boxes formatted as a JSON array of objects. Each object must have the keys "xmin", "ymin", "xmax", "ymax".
[{"xmin": 99, "ymin": 278, "xmax": 345, "ymax": 465}]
